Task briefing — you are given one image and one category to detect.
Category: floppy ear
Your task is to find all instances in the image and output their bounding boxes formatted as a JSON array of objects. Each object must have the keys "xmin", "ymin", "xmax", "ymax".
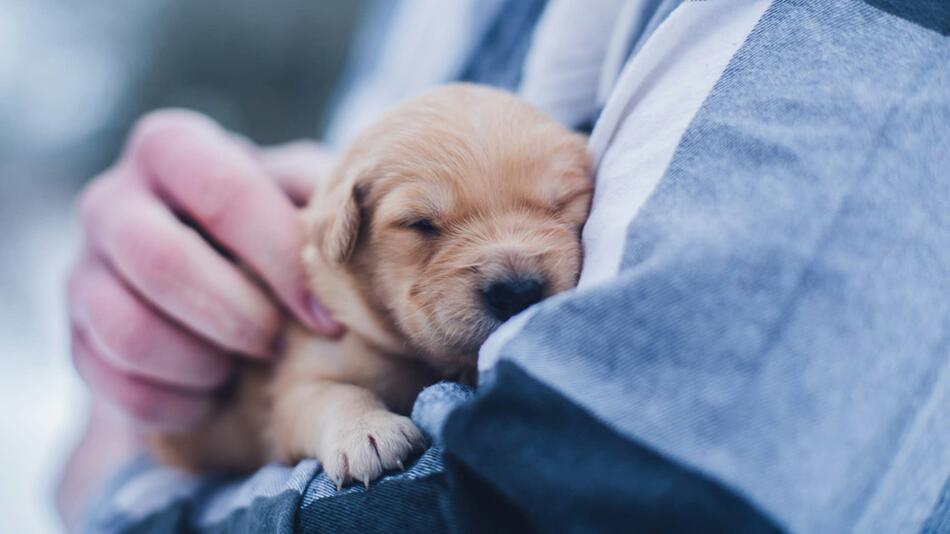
[
  {"xmin": 323, "ymin": 182, "xmax": 365, "ymax": 263},
  {"xmin": 541, "ymin": 133, "xmax": 593, "ymax": 218},
  {"xmin": 306, "ymin": 164, "xmax": 370, "ymax": 265}
]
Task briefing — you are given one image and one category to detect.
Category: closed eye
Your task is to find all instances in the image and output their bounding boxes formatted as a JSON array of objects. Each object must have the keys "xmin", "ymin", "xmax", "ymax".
[{"xmin": 406, "ymin": 218, "xmax": 439, "ymax": 235}]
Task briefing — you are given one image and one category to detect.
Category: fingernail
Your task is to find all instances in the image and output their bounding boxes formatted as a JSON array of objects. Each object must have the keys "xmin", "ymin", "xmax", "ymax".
[{"xmin": 306, "ymin": 293, "xmax": 342, "ymax": 335}]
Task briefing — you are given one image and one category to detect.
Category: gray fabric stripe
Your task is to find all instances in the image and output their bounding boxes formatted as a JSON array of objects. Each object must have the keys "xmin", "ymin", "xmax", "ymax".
[{"xmin": 457, "ymin": 0, "xmax": 547, "ymax": 90}]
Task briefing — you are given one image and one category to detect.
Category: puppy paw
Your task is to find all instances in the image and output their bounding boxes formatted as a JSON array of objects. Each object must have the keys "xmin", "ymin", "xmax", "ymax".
[{"xmin": 321, "ymin": 411, "xmax": 426, "ymax": 489}]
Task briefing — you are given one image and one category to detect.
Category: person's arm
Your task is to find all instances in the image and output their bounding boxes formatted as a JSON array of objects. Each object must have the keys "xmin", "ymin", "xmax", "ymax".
[
  {"xmin": 58, "ymin": 111, "xmax": 341, "ymax": 530},
  {"xmin": 56, "ymin": 402, "xmax": 141, "ymax": 530}
]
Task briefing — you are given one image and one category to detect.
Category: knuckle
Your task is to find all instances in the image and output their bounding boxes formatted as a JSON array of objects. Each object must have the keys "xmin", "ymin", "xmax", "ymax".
[
  {"xmin": 140, "ymin": 241, "xmax": 185, "ymax": 282},
  {"xmin": 77, "ymin": 176, "xmax": 119, "ymax": 229},
  {"xmin": 132, "ymin": 109, "xmax": 212, "ymax": 144},
  {"xmin": 116, "ymin": 224, "xmax": 187, "ymax": 287},
  {"xmin": 87, "ymin": 295, "xmax": 149, "ymax": 365},
  {"xmin": 189, "ymin": 167, "xmax": 248, "ymax": 229},
  {"xmin": 130, "ymin": 109, "xmax": 215, "ymax": 164},
  {"xmin": 133, "ymin": 111, "xmax": 252, "ymax": 231}
]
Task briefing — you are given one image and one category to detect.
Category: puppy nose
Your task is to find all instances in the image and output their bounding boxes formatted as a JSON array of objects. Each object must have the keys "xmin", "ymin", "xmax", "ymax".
[{"xmin": 483, "ymin": 277, "xmax": 544, "ymax": 321}]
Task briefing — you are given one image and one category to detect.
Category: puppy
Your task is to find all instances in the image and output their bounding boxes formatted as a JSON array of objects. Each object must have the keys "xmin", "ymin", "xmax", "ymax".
[{"xmin": 151, "ymin": 84, "xmax": 593, "ymax": 487}]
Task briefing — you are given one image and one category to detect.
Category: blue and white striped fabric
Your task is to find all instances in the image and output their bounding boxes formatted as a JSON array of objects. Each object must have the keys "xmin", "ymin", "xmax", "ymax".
[{"xmin": 81, "ymin": 1, "xmax": 949, "ymax": 532}]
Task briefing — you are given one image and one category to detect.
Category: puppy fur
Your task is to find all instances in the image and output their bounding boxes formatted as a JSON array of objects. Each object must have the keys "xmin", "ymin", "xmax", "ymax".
[{"xmin": 151, "ymin": 84, "xmax": 593, "ymax": 487}]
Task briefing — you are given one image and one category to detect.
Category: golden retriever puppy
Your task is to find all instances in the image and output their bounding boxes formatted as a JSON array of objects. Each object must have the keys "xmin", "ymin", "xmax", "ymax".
[{"xmin": 151, "ymin": 84, "xmax": 592, "ymax": 487}]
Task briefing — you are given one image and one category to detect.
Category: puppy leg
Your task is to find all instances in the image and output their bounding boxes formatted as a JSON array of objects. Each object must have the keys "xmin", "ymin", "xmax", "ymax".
[
  {"xmin": 150, "ymin": 365, "xmax": 271, "ymax": 473},
  {"xmin": 150, "ymin": 407, "xmax": 266, "ymax": 473},
  {"xmin": 269, "ymin": 380, "xmax": 426, "ymax": 488}
]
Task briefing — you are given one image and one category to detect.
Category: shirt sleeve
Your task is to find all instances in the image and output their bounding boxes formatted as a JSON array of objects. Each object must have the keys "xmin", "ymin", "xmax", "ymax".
[{"xmin": 78, "ymin": 384, "xmax": 472, "ymax": 534}]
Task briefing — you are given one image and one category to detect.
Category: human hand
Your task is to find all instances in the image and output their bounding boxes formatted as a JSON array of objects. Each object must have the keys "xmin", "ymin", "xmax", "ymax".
[{"xmin": 67, "ymin": 110, "xmax": 341, "ymax": 430}]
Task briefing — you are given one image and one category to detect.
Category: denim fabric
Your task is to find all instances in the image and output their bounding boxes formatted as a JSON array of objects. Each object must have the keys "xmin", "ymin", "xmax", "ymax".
[
  {"xmin": 411, "ymin": 381, "xmax": 476, "ymax": 444},
  {"xmin": 297, "ymin": 469, "xmax": 448, "ymax": 533},
  {"xmin": 80, "ymin": 383, "xmax": 471, "ymax": 533},
  {"xmin": 923, "ymin": 479, "xmax": 950, "ymax": 534},
  {"xmin": 442, "ymin": 361, "xmax": 782, "ymax": 533},
  {"xmin": 489, "ymin": 0, "xmax": 950, "ymax": 531}
]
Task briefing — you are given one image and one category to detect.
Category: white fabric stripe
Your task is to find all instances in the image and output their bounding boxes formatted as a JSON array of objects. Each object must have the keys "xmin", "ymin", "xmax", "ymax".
[
  {"xmin": 597, "ymin": 0, "xmax": 662, "ymax": 108},
  {"xmin": 480, "ymin": 0, "xmax": 771, "ymax": 370},
  {"xmin": 110, "ymin": 467, "xmax": 202, "ymax": 523},
  {"xmin": 109, "ymin": 460, "xmax": 319, "ymax": 527},
  {"xmin": 325, "ymin": 0, "xmax": 507, "ymax": 147},
  {"xmin": 579, "ymin": 0, "xmax": 772, "ymax": 288},
  {"xmin": 479, "ymin": 303, "xmax": 539, "ymax": 371},
  {"xmin": 196, "ymin": 460, "xmax": 319, "ymax": 527},
  {"xmin": 519, "ymin": 0, "xmax": 627, "ymax": 128}
]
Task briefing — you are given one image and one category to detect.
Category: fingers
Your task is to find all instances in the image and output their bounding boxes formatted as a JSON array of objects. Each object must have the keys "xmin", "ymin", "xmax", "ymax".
[
  {"xmin": 79, "ymin": 175, "xmax": 283, "ymax": 357},
  {"xmin": 128, "ymin": 111, "xmax": 340, "ymax": 336},
  {"xmin": 71, "ymin": 327, "xmax": 214, "ymax": 430},
  {"xmin": 258, "ymin": 141, "xmax": 336, "ymax": 205},
  {"xmin": 68, "ymin": 252, "xmax": 233, "ymax": 389}
]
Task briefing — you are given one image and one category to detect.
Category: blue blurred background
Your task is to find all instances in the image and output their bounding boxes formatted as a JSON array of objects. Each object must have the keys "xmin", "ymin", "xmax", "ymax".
[{"xmin": 0, "ymin": 1, "xmax": 367, "ymax": 530}]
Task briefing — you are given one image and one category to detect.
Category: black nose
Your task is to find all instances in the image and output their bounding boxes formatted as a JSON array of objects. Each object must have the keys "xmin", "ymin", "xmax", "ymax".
[{"xmin": 483, "ymin": 277, "xmax": 544, "ymax": 321}]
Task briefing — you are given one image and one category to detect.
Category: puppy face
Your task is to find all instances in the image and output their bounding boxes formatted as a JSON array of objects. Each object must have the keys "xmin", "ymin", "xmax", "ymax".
[{"xmin": 310, "ymin": 85, "xmax": 592, "ymax": 367}]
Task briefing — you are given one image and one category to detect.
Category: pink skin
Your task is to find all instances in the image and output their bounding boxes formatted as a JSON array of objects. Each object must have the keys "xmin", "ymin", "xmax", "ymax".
[{"xmin": 58, "ymin": 110, "xmax": 341, "ymax": 529}]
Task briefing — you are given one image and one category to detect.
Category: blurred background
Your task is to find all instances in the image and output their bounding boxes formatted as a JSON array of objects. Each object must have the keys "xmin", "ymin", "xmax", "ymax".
[{"xmin": 0, "ymin": 1, "xmax": 368, "ymax": 531}]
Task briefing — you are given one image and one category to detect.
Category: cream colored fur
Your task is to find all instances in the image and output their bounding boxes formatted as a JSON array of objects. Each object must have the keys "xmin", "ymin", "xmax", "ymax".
[{"xmin": 151, "ymin": 84, "xmax": 592, "ymax": 487}]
